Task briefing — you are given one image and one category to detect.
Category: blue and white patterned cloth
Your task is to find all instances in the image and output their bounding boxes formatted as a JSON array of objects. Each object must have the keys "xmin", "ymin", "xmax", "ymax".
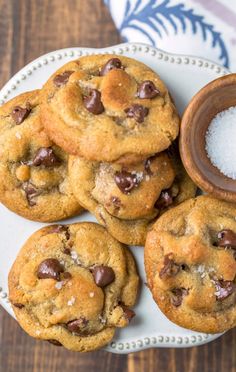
[{"xmin": 105, "ymin": 0, "xmax": 236, "ymax": 71}]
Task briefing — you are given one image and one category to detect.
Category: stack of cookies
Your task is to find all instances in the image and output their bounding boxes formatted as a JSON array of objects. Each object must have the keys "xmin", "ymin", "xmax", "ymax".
[
  {"xmin": 2, "ymin": 54, "xmax": 236, "ymax": 351},
  {"xmin": 40, "ymin": 54, "xmax": 196, "ymax": 246}
]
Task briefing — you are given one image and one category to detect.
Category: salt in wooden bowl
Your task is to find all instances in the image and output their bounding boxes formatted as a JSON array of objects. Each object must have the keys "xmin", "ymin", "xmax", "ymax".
[{"xmin": 179, "ymin": 73, "xmax": 236, "ymax": 203}]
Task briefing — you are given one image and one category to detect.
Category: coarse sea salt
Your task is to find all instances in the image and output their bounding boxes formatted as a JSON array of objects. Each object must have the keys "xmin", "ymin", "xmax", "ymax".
[
  {"xmin": 205, "ymin": 106, "xmax": 236, "ymax": 179},
  {"xmin": 67, "ymin": 296, "xmax": 76, "ymax": 306},
  {"xmin": 15, "ymin": 132, "xmax": 22, "ymax": 139},
  {"xmin": 55, "ymin": 281, "xmax": 63, "ymax": 290}
]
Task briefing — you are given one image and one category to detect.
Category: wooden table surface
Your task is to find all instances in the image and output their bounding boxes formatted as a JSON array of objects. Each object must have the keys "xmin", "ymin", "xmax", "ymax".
[{"xmin": 0, "ymin": 1, "xmax": 235, "ymax": 371}]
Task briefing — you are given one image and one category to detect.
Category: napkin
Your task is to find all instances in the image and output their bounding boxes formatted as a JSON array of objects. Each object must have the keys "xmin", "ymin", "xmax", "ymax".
[{"xmin": 105, "ymin": 0, "xmax": 236, "ymax": 71}]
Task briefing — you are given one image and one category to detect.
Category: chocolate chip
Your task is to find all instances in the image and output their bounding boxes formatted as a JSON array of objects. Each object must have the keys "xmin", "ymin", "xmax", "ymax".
[
  {"xmin": 217, "ymin": 230, "xmax": 236, "ymax": 249},
  {"xmin": 67, "ymin": 318, "xmax": 88, "ymax": 334},
  {"xmin": 92, "ymin": 266, "xmax": 115, "ymax": 287},
  {"xmin": 155, "ymin": 190, "xmax": 173, "ymax": 210},
  {"xmin": 49, "ymin": 225, "xmax": 64, "ymax": 234},
  {"xmin": 120, "ymin": 304, "xmax": 136, "ymax": 322},
  {"xmin": 47, "ymin": 339, "xmax": 62, "ymax": 346},
  {"xmin": 49, "ymin": 225, "xmax": 70, "ymax": 240},
  {"xmin": 22, "ymin": 183, "xmax": 40, "ymax": 206},
  {"xmin": 37, "ymin": 258, "xmax": 64, "ymax": 281},
  {"xmin": 100, "ymin": 58, "xmax": 123, "ymax": 76},
  {"xmin": 62, "ymin": 272, "xmax": 72, "ymax": 280},
  {"xmin": 214, "ymin": 280, "xmax": 236, "ymax": 300},
  {"xmin": 115, "ymin": 170, "xmax": 140, "ymax": 194},
  {"xmin": 171, "ymin": 288, "xmax": 188, "ymax": 307},
  {"xmin": 53, "ymin": 71, "xmax": 73, "ymax": 87},
  {"xmin": 144, "ymin": 157, "xmax": 154, "ymax": 176},
  {"xmin": 33, "ymin": 147, "xmax": 61, "ymax": 167},
  {"xmin": 11, "ymin": 106, "xmax": 31, "ymax": 124},
  {"xmin": 63, "ymin": 248, "xmax": 71, "ymax": 255},
  {"xmin": 159, "ymin": 254, "xmax": 180, "ymax": 279},
  {"xmin": 83, "ymin": 89, "xmax": 104, "ymax": 115},
  {"xmin": 137, "ymin": 80, "xmax": 160, "ymax": 99},
  {"xmin": 124, "ymin": 104, "xmax": 149, "ymax": 123},
  {"xmin": 13, "ymin": 303, "xmax": 24, "ymax": 309}
]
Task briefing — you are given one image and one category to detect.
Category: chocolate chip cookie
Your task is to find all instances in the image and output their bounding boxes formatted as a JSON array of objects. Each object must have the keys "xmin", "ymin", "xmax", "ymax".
[
  {"xmin": 145, "ymin": 196, "xmax": 236, "ymax": 333},
  {"xmin": 40, "ymin": 54, "xmax": 179, "ymax": 163},
  {"xmin": 8, "ymin": 222, "xmax": 139, "ymax": 352},
  {"xmin": 0, "ymin": 90, "xmax": 83, "ymax": 222},
  {"xmin": 68, "ymin": 148, "xmax": 196, "ymax": 246}
]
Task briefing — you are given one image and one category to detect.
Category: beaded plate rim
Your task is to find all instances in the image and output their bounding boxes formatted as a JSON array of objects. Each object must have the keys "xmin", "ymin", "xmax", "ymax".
[
  {"xmin": 0, "ymin": 42, "xmax": 227, "ymax": 353},
  {"xmin": 0, "ymin": 42, "xmax": 229, "ymax": 105}
]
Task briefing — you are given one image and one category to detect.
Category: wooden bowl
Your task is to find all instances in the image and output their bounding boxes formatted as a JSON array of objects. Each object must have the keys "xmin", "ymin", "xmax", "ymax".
[{"xmin": 180, "ymin": 73, "xmax": 236, "ymax": 203}]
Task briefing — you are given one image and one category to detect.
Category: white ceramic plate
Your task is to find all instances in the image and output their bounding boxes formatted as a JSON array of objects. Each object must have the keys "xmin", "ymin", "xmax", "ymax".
[{"xmin": 0, "ymin": 43, "xmax": 229, "ymax": 354}]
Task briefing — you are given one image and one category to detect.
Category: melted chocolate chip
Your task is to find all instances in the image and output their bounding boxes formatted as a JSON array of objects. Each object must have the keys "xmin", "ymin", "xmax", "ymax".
[
  {"xmin": 62, "ymin": 272, "xmax": 72, "ymax": 280},
  {"xmin": 83, "ymin": 89, "xmax": 104, "ymax": 115},
  {"xmin": 92, "ymin": 266, "xmax": 115, "ymax": 287},
  {"xmin": 124, "ymin": 104, "xmax": 149, "ymax": 123},
  {"xmin": 37, "ymin": 258, "xmax": 64, "ymax": 281},
  {"xmin": 115, "ymin": 170, "xmax": 140, "ymax": 194},
  {"xmin": 217, "ymin": 230, "xmax": 236, "ymax": 249},
  {"xmin": 63, "ymin": 248, "xmax": 71, "ymax": 255},
  {"xmin": 137, "ymin": 80, "xmax": 160, "ymax": 99},
  {"xmin": 49, "ymin": 225, "xmax": 70, "ymax": 240},
  {"xmin": 47, "ymin": 339, "xmax": 62, "ymax": 346},
  {"xmin": 53, "ymin": 71, "xmax": 73, "ymax": 87},
  {"xmin": 155, "ymin": 190, "xmax": 173, "ymax": 210},
  {"xmin": 171, "ymin": 288, "xmax": 188, "ymax": 307},
  {"xmin": 67, "ymin": 318, "xmax": 89, "ymax": 334},
  {"xmin": 159, "ymin": 254, "xmax": 180, "ymax": 279},
  {"xmin": 33, "ymin": 147, "xmax": 61, "ymax": 167},
  {"xmin": 120, "ymin": 304, "xmax": 136, "ymax": 322},
  {"xmin": 214, "ymin": 280, "xmax": 236, "ymax": 300},
  {"xmin": 13, "ymin": 303, "xmax": 24, "ymax": 309},
  {"xmin": 11, "ymin": 106, "xmax": 31, "ymax": 124},
  {"xmin": 100, "ymin": 58, "xmax": 123, "ymax": 76},
  {"xmin": 22, "ymin": 183, "xmax": 40, "ymax": 206}
]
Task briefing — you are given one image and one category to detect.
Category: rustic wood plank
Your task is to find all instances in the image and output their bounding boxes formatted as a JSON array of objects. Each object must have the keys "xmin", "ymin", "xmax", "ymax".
[
  {"xmin": 0, "ymin": 1, "xmax": 236, "ymax": 371},
  {"xmin": 0, "ymin": 0, "xmax": 13, "ymax": 86}
]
